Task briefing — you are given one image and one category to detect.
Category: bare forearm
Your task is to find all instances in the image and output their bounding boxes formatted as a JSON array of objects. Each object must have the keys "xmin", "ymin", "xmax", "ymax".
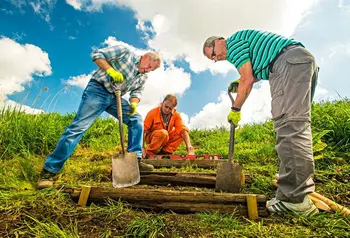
[
  {"xmin": 180, "ymin": 130, "xmax": 192, "ymax": 148},
  {"xmin": 143, "ymin": 133, "xmax": 147, "ymax": 148},
  {"xmin": 93, "ymin": 58, "xmax": 113, "ymax": 71},
  {"xmin": 235, "ymin": 61, "xmax": 255, "ymax": 108},
  {"xmin": 233, "ymin": 77, "xmax": 254, "ymax": 108},
  {"xmin": 130, "ymin": 97, "xmax": 140, "ymax": 104}
]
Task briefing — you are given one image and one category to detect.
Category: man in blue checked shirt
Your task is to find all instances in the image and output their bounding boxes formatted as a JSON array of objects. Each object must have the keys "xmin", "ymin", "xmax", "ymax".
[{"xmin": 37, "ymin": 45, "xmax": 161, "ymax": 189}]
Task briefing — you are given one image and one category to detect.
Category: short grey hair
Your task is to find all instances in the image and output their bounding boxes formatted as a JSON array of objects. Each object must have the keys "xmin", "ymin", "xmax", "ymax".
[
  {"xmin": 203, "ymin": 36, "xmax": 225, "ymax": 54},
  {"xmin": 145, "ymin": 52, "xmax": 161, "ymax": 62}
]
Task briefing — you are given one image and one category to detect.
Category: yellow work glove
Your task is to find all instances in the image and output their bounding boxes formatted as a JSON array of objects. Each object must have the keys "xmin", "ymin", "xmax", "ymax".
[
  {"xmin": 127, "ymin": 102, "xmax": 138, "ymax": 117},
  {"xmin": 106, "ymin": 68, "xmax": 124, "ymax": 84},
  {"xmin": 228, "ymin": 79, "xmax": 240, "ymax": 93},
  {"xmin": 227, "ymin": 110, "xmax": 241, "ymax": 126}
]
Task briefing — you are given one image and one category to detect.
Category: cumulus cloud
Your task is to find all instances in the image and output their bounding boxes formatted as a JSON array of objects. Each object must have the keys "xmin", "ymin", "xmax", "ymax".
[
  {"xmin": 0, "ymin": 99, "xmax": 44, "ymax": 114},
  {"xmin": 186, "ymin": 81, "xmax": 272, "ymax": 129},
  {"xmin": 293, "ymin": 0, "xmax": 350, "ymax": 101},
  {"xmin": 0, "ymin": 37, "xmax": 51, "ymax": 113},
  {"xmin": 64, "ymin": 0, "xmax": 348, "ymax": 128},
  {"xmin": 65, "ymin": 0, "xmax": 315, "ymax": 74},
  {"xmin": 65, "ymin": 0, "xmax": 82, "ymax": 10},
  {"xmin": 66, "ymin": 73, "xmax": 92, "ymax": 88}
]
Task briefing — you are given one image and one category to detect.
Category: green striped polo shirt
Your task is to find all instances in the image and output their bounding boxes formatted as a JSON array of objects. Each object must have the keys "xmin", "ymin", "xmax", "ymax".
[{"xmin": 226, "ymin": 30, "xmax": 303, "ymax": 80}]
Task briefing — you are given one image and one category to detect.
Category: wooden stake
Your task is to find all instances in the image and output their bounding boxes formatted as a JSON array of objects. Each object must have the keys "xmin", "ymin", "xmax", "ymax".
[
  {"xmin": 246, "ymin": 195, "xmax": 259, "ymax": 220},
  {"xmin": 77, "ymin": 186, "xmax": 91, "ymax": 207}
]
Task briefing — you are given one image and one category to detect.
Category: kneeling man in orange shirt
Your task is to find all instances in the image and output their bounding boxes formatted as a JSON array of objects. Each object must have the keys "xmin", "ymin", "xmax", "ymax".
[{"xmin": 143, "ymin": 94, "xmax": 194, "ymax": 157}]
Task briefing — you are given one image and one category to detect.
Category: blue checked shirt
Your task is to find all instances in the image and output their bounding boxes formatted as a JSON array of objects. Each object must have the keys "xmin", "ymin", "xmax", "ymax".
[{"xmin": 90, "ymin": 45, "xmax": 148, "ymax": 99}]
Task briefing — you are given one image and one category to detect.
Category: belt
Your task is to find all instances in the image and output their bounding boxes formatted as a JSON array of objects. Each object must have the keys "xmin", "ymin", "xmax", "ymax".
[
  {"xmin": 90, "ymin": 79, "xmax": 101, "ymax": 84},
  {"xmin": 268, "ymin": 44, "xmax": 300, "ymax": 73}
]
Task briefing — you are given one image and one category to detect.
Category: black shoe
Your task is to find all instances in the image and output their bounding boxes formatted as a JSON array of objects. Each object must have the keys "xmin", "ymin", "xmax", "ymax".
[
  {"xmin": 158, "ymin": 150, "xmax": 172, "ymax": 155},
  {"xmin": 37, "ymin": 169, "xmax": 56, "ymax": 189},
  {"xmin": 137, "ymin": 158, "xmax": 154, "ymax": 171}
]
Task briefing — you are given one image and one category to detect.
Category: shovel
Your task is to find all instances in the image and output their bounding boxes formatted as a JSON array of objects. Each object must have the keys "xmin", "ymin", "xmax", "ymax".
[
  {"xmin": 112, "ymin": 88, "xmax": 140, "ymax": 188},
  {"xmin": 215, "ymin": 91, "xmax": 243, "ymax": 193}
]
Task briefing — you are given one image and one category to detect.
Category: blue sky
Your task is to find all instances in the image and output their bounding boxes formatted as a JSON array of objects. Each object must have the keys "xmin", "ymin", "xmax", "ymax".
[{"xmin": 1, "ymin": 0, "xmax": 349, "ymax": 128}]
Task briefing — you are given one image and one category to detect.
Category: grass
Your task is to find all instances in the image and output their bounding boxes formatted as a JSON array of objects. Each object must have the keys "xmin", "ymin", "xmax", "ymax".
[{"xmin": 0, "ymin": 99, "xmax": 349, "ymax": 237}]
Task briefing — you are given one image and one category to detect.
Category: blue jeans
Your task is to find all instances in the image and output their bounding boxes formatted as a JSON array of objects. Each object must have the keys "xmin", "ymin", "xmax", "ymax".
[{"xmin": 44, "ymin": 81, "xmax": 143, "ymax": 174}]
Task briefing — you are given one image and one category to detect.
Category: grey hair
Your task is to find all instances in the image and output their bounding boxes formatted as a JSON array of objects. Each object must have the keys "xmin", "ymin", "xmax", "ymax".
[
  {"xmin": 145, "ymin": 52, "xmax": 161, "ymax": 62},
  {"xmin": 202, "ymin": 36, "xmax": 225, "ymax": 54}
]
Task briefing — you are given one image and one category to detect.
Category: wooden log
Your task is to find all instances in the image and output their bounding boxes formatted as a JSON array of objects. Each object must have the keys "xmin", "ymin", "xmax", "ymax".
[
  {"xmin": 143, "ymin": 159, "xmax": 225, "ymax": 169},
  {"xmin": 139, "ymin": 174, "xmax": 216, "ymax": 187},
  {"xmin": 131, "ymin": 202, "xmax": 268, "ymax": 216},
  {"xmin": 69, "ymin": 187, "xmax": 268, "ymax": 216},
  {"xmin": 138, "ymin": 172, "xmax": 252, "ymax": 188},
  {"xmin": 140, "ymin": 171, "xmax": 217, "ymax": 176},
  {"xmin": 71, "ymin": 187, "xmax": 266, "ymax": 203},
  {"xmin": 311, "ymin": 192, "xmax": 350, "ymax": 216},
  {"xmin": 99, "ymin": 170, "xmax": 253, "ymax": 188}
]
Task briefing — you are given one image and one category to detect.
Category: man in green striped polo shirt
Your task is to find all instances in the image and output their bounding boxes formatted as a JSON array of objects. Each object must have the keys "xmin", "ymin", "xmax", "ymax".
[{"xmin": 203, "ymin": 29, "xmax": 319, "ymax": 216}]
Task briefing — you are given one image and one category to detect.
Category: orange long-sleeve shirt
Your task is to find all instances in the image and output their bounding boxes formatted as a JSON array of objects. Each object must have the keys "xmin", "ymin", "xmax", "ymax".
[{"xmin": 144, "ymin": 106, "xmax": 189, "ymax": 135}]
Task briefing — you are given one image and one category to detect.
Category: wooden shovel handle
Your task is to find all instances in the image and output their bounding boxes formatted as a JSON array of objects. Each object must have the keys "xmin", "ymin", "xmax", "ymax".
[
  {"xmin": 272, "ymin": 178, "xmax": 350, "ymax": 215},
  {"xmin": 272, "ymin": 179, "xmax": 331, "ymax": 212},
  {"xmin": 309, "ymin": 192, "xmax": 350, "ymax": 216},
  {"xmin": 115, "ymin": 90, "xmax": 125, "ymax": 155}
]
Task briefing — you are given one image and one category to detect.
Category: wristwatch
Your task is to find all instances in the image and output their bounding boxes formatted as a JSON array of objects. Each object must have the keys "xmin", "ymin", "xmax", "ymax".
[{"xmin": 231, "ymin": 106, "xmax": 241, "ymax": 111}]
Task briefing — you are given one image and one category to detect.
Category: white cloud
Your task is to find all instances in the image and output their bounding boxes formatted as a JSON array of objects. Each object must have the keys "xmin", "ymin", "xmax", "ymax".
[
  {"xmin": 0, "ymin": 37, "xmax": 51, "ymax": 95},
  {"xmin": 187, "ymin": 81, "xmax": 272, "ymax": 129},
  {"xmin": 65, "ymin": 0, "xmax": 315, "ymax": 74},
  {"xmin": 7, "ymin": 0, "xmax": 57, "ymax": 25},
  {"xmin": 293, "ymin": 0, "xmax": 350, "ymax": 101},
  {"xmin": 65, "ymin": 0, "xmax": 82, "ymax": 10},
  {"xmin": 64, "ymin": 0, "xmax": 349, "ymax": 128},
  {"xmin": 0, "ymin": 37, "xmax": 51, "ymax": 113},
  {"xmin": 29, "ymin": 0, "xmax": 57, "ymax": 24},
  {"xmin": 139, "ymin": 65, "xmax": 191, "ymax": 117},
  {"xmin": 0, "ymin": 99, "xmax": 44, "ymax": 114},
  {"xmin": 7, "ymin": 0, "xmax": 26, "ymax": 9},
  {"xmin": 66, "ymin": 74, "xmax": 92, "ymax": 88}
]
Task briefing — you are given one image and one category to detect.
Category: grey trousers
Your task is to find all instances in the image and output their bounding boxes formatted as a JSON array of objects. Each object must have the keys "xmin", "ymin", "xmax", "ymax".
[{"xmin": 269, "ymin": 46, "xmax": 319, "ymax": 203}]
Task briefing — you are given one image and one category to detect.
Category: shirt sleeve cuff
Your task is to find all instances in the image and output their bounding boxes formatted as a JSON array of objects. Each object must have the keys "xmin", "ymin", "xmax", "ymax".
[
  {"xmin": 130, "ymin": 92, "xmax": 141, "ymax": 100},
  {"xmin": 91, "ymin": 50, "xmax": 106, "ymax": 61}
]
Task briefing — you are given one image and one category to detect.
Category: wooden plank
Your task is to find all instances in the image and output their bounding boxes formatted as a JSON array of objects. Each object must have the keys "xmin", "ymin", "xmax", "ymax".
[
  {"xmin": 77, "ymin": 186, "xmax": 91, "ymax": 207},
  {"xmin": 69, "ymin": 186, "xmax": 268, "ymax": 216},
  {"xmin": 143, "ymin": 159, "xmax": 225, "ymax": 169},
  {"xmin": 71, "ymin": 187, "xmax": 266, "ymax": 204},
  {"xmin": 246, "ymin": 195, "xmax": 259, "ymax": 220},
  {"xmin": 310, "ymin": 192, "xmax": 350, "ymax": 216},
  {"xmin": 140, "ymin": 171, "xmax": 217, "ymax": 176},
  {"xmin": 101, "ymin": 170, "xmax": 252, "ymax": 188},
  {"xmin": 139, "ymin": 174, "xmax": 216, "ymax": 187},
  {"xmin": 131, "ymin": 202, "xmax": 269, "ymax": 216}
]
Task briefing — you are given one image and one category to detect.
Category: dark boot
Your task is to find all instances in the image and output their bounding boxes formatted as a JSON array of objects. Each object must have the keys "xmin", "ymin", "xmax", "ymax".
[
  {"xmin": 37, "ymin": 169, "xmax": 56, "ymax": 189},
  {"xmin": 138, "ymin": 158, "xmax": 154, "ymax": 171}
]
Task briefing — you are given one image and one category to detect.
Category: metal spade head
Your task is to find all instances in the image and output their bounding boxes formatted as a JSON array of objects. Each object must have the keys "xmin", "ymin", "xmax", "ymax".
[{"xmin": 112, "ymin": 152, "xmax": 140, "ymax": 188}]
